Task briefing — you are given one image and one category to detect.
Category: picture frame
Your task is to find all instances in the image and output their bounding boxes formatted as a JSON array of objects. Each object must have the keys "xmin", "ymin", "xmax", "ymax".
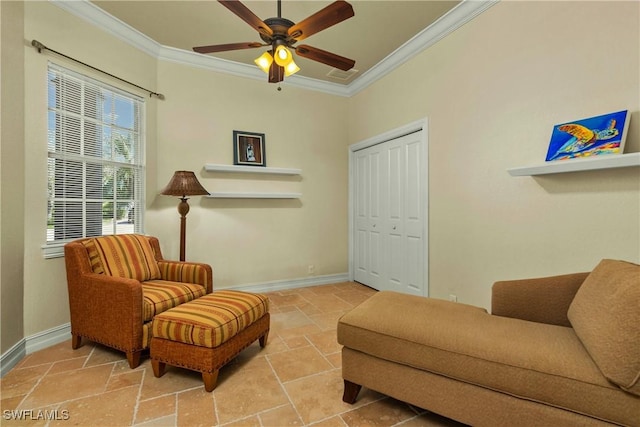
[
  {"xmin": 545, "ymin": 110, "xmax": 630, "ymax": 162},
  {"xmin": 233, "ymin": 130, "xmax": 266, "ymax": 167}
]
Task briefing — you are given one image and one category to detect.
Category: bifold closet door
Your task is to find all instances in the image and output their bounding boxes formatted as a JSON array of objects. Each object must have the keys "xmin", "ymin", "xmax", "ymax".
[
  {"xmin": 353, "ymin": 131, "xmax": 425, "ymax": 296},
  {"xmin": 353, "ymin": 143, "xmax": 384, "ymax": 290}
]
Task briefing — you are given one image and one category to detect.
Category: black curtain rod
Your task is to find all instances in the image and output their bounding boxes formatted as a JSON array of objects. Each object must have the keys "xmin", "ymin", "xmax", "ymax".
[{"xmin": 32, "ymin": 39, "xmax": 165, "ymax": 100}]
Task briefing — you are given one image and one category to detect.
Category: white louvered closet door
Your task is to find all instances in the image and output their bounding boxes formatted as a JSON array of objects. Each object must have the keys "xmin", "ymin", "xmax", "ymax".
[{"xmin": 353, "ymin": 130, "xmax": 425, "ymax": 296}]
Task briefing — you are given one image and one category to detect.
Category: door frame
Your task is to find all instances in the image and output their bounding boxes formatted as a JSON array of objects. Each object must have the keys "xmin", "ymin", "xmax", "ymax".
[{"xmin": 348, "ymin": 118, "xmax": 429, "ymax": 296}]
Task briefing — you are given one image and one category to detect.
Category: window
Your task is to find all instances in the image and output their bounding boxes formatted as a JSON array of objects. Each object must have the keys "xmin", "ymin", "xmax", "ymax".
[{"xmin": 44, "ymin": 63, "xmax": 145, "ymax": 258}]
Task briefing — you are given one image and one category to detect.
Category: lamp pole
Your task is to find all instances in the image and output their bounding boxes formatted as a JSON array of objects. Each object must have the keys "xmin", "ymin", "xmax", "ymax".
[{"xmin": 178, "ymin": 196, "xmax": 190, "ymax": 261}]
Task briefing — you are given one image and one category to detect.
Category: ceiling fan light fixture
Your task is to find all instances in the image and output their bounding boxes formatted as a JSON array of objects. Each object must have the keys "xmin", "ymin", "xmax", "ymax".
[
  {"xmin": 254, "ymin": 51, "xmax": 273, "ymax": 73},
  {"xmin": 284, "ymin": 58, "xmax": 300, "ymax": 77},
  {"xmin": 196, "ymin": 0, "xmax": 356, "ymax": 84},
  {"xmin": 274, "ymin": 44, "xmax": 293, "ymax": 67}
]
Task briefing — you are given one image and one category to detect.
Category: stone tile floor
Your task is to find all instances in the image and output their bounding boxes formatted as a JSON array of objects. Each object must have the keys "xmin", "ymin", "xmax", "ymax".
[{"xmin": 1, "ymin": 282, "xmax": 463, "ymax": 426}]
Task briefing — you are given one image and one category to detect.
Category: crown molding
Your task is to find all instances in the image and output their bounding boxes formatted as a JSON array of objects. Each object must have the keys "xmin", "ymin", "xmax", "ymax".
[
  {"xmin": 346, "ymin": 0, "xmax": 498, "ymax": 96},
  {"xmin": 51, "ymin": 0, "xmax": 161, "ymax": 58},
  {"xmin": 50, "ymin": 0, "xmax": 497, "ymax": 97}
]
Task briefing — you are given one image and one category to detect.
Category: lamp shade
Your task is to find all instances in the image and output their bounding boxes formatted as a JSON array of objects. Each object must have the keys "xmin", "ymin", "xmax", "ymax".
[{"xmin": 160, "ymin": 171, "xmax": 209, "ymax": 197}]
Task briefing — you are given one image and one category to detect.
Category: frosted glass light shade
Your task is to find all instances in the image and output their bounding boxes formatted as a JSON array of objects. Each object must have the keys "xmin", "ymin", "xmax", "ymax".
[
  {"xmin": 284, "ymin": 59, "xmax": 300, "ymax": 77},
  {"xmin": 274, "ymin": 45, "xmax": 293, "ymax": 66},
  {"xmin": 254, "ymin": 51, "xmax": 273, "ymax": 73}
]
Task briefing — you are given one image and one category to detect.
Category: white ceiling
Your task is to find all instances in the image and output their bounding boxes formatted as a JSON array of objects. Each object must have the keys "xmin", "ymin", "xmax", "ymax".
[{"xmin": 90, "ymin": 0, "xmax": 460, "ymax": 83}]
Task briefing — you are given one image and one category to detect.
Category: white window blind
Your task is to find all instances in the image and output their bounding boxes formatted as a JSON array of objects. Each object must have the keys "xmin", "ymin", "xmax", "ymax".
[{"xmin": 46, "ymin": 63, "xmax": 145, "ymax": 253}]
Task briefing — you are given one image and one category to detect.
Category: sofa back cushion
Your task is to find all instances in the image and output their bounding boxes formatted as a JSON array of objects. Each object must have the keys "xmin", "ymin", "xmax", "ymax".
[
  {"xmin": 86, "ymin": 234, "xmax": 161, "ymax": 282},
  {"xmin": 568, "ymin": 259, "xmax": 640, "ymax": 395}
]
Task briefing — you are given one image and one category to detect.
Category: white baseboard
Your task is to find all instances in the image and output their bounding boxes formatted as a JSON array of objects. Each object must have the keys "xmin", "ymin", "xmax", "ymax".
[
  {"xmin": 25, "ymin": 323, "xmax": 72, "ymax": 354},
  {"xmin": 226, "ymin": 273, "xmax": 350, "ymax": 294},
  {"xmin": 1, "ymin": 339, "xmax": 26, "ymax": 378},
  {"xmin": 1, "ymin": 323, "xmax": 72, "ymax": 378},
  {"xmin": 0, "ymin": 273, "xmax": 349, "ymax": 377}
]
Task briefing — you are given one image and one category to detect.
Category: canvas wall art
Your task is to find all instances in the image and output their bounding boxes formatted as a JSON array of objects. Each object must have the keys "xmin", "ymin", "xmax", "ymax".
[{"xmin": 545, "ymin": 110, "xmax": 630, "ymax": 161}]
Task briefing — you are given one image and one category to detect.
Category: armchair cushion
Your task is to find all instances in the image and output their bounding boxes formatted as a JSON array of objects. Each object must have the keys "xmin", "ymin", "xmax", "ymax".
[
  {"xmin": 89, "ymin": 234, "xmax": 161, "ymax": 281},
  {"xmin": 568, "ymin": 259, "xmax": 640, "ymax": 395},
  {"xmin": 142, "ymin": 280, "xmax": 208, "ymax": 322}
]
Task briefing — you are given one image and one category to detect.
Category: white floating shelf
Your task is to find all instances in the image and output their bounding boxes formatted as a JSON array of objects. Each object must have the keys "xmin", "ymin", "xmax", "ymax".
[
  {"xmin": 206, "ymin": 192, "xmax": 301, "ymax": 199},
  {"xmin": 204, "ymin": 164, "xmax": 301, "ymax": 175},
  {"xmin": 508, "ymin": 153, "xmax": 640, "ymax": 176}
]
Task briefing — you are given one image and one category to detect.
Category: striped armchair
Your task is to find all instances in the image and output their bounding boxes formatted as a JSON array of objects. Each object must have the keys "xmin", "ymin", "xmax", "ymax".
[{"xmin": 64, "ymin": 234, "xmax": 213, "ymax": 368}]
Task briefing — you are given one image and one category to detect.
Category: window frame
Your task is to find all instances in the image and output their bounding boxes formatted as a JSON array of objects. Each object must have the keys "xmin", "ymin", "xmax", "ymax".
[{"xmin": 42, "ymin": 63, "xmax": 146, "ymax": 259}]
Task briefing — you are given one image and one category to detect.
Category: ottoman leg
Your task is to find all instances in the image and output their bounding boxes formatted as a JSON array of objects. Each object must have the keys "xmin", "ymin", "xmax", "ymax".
[
  {"xmin": 259, "ymin": 330, "xmax": 269, "ymax": 348},
  {"xmin": 342, "ymin": 380, "xmax": 362, "ymax": 404},
  {"xmin": 152, "ymin": 359, "xmax": 166, "ymax": 378},
  {"xmin": 203, "ymin": 370, "xmax": 220, "ymax": 392}
]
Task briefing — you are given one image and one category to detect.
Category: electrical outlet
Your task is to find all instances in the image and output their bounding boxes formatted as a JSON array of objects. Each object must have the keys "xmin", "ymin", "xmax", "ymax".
[
  {"xmin": 308, "ymin": 265, "xmax": 315, "ymax": 274},
  {"xmin": 448, "ymin": 294, "xmax": 457, "ymax": 302}
]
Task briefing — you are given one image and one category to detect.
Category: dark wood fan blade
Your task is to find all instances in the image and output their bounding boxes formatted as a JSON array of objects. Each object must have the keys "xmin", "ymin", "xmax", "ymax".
[
  {"xmin": 269, "ymin": 64, "xmax": 284, "ymax": 83},
  {"xmin": 193, "ymin": 42, "xmax": 263, "ymax": 54},
  {"xmin": 288, "ymin": 1, "xmax": 354, "ymax": 41},
  {"xmin": 219, "ymin": 0, "xmax": 273, "ymax": 38},
  {"xmin": 296, "ymin": 45, "xmax": 355, "ymax": 71}
]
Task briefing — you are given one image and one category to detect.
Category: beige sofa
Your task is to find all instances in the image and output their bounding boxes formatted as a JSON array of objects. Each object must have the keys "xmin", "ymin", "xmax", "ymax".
[{"xmin": 338, "ymin": 259, "xmax": 640, "ymax": 426}]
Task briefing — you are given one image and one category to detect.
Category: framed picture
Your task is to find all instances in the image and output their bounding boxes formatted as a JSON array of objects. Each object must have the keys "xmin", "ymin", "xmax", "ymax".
[
  {"xmin": 233, "ymin": 130, "xmax": 266, "ymax": 167},
  {"xmin": 545, "ymin": 110, "xmax": 630, "ymax": 161}
]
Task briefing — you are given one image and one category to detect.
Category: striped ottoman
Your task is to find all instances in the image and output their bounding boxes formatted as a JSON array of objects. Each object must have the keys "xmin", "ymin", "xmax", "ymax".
[{"xmin": 150, "ymin": 290, "xmax": 270, "ymax": 391}]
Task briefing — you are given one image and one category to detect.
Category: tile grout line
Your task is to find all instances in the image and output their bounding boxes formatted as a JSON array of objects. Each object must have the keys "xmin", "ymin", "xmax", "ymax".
[
  {"xmin": 264, "ymin": 305, "xmax": 308, "ymax": 426},
  {"xmin": 128, "ymin": 359, "xmax": 147, "ymax": 427}
]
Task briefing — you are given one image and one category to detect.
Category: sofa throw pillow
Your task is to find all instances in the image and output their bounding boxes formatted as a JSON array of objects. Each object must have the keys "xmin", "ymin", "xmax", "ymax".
[
  {"xmin": 81, "ymin": 239, "xmax": 105, "ymax": 275},
  {"xmin": 92, "ymin": 234, "xmax": 161, "ymax": 282},
  {"xmin": 568, "ymin": 259, "xmax": 640, "ymax": 396}
]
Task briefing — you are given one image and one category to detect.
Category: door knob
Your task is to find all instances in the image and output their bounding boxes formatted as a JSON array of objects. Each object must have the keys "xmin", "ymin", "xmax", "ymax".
[{"xmin": 392, "ymin": 226, "xmax": 397, "ymax": 230}]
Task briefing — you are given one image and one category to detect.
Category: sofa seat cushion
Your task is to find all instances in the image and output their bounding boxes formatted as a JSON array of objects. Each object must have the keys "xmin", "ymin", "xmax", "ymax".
[
  {"xmin": 568, "ymin": 259, "xmax": 640, "ymax": 396},
  {"xmin": 152, "ymin": 290, "xmax": 269, "ymax": 349},
  {"xmin": 338, "ymin": 291, "xmax": 639, "ymax": 426},
  {"xmin": 142, "ymin": 280, "xmax": 208, "ymax": 322}
]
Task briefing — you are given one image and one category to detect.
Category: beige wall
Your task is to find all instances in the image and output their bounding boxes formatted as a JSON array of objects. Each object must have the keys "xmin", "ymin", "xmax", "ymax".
[
  {"xmin": 348, "ymin": 0, "xmax": 640, "ymax": 308},
  {"xmin": 146, "ymin": 61, "xmax": 350, "ymax": 286},
  {"xmin": 1, "ymin": 0, "xmax": 26, "ymax": 354}
]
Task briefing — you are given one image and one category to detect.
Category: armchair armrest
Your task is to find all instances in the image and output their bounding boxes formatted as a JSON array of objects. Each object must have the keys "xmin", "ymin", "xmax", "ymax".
[
  {"xmin": 491, "ymin": 272, "xmax": 589, "ymax": 327},
  {"xmin": 67, "ymin": 272, "xmax": 144, "ymax": 350},
  {"xmin": 157, "ymin": 261, "xmax": 213, "ymax": 293}
]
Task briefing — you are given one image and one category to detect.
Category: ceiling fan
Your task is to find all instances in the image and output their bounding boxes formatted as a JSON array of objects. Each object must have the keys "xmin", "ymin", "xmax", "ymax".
[{"xmin": 193, "ymin": 0, "xmax": 356, "ymax": 83}]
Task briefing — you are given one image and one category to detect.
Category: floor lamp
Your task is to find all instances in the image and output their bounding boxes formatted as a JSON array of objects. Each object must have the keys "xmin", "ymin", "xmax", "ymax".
[{"xmin": 160, "ymin": 171, "xmax": 209, "ymax": 261}]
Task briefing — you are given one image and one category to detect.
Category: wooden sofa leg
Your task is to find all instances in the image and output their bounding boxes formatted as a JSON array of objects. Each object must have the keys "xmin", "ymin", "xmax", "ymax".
[
  {"xmin": 342, "ymin": 380, "xmax": 362, "ymax": 404},
  {"xmin": 71, "ymin": 334, "xmax": 82, "ymax": 349},
  {"xmin": 203, "ymin": 370, "xmax": 220, "ymax": 392},
  {"xmin": 126, "ymin": 350, "xmax": 142, "ymax": 369},
  {"xmin": 151, "ymin": 359, "xmax": 166, "ymax": 378}
]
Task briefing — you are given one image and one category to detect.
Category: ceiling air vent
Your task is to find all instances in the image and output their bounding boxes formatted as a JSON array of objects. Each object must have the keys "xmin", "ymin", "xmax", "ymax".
[{"xmin": 327, "ymin": 68, "xmax": 359, "ymax": 81}]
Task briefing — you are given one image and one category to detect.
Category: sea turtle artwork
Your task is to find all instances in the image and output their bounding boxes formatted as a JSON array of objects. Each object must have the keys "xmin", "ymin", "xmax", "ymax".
[{"xmin": 545, "ymin": 110, "xmax": 630, "ymax": 161}]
